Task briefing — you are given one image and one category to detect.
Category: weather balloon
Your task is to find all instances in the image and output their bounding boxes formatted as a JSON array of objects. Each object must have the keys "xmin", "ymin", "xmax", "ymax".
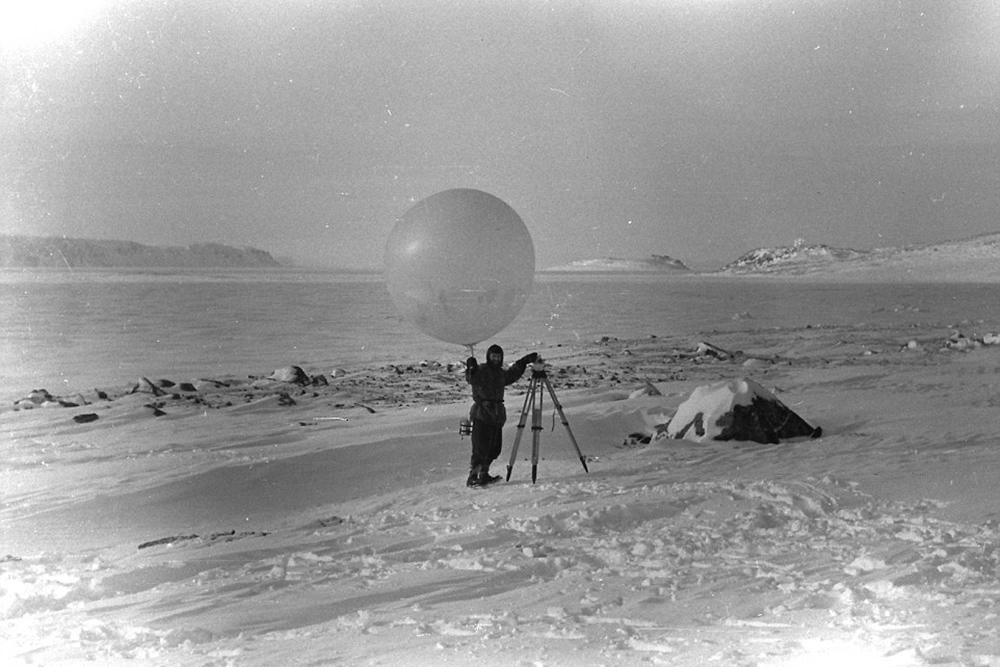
[{"xmin": 384, "ymin": 189, "xmax": 535, "ymax": 347}]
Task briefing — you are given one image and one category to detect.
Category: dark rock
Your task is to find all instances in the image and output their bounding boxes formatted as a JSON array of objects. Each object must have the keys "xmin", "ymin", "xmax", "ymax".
[
  {"xmin": 269, "ymin": 366, "xmax": 310, "ymax": 384},
  {"xmin": 622, "ymin": 432, "xmax": 651, "ymax": 448},
  {"xmin": 134, "ymin": 377, "xmax": 166, "ymax": 396},
  {"xmin": 138, "ymin": 534, "xmax": 198, "ymax": 550}
]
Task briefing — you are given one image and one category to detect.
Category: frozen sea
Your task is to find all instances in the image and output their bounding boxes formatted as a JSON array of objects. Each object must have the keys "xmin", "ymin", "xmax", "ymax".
[{"xmin": 0, "ymin": 267, "xmax": 994, "ymax": 403}]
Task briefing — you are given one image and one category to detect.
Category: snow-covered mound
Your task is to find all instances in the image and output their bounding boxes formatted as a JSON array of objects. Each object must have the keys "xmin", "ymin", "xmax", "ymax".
[
  {"xmin": 656, "ymin": 377, "xmax": 821, "ymax": 444},
  {"xmin": 545, "ymin": 254, "xmax": 690, "ymax": 272},
  {"xmin": 658, "ymin": 378, "xmax": 821, "ymax": 444},
  {"xmin": 720, "ymin": 233, "xmax": 1000, "ymax": 281}
]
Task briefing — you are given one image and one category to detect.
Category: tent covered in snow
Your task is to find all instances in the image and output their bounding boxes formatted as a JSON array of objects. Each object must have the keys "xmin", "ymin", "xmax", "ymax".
[{"xmin": 657, "ymin": 377, "xmax": 821, "ymax": 444}]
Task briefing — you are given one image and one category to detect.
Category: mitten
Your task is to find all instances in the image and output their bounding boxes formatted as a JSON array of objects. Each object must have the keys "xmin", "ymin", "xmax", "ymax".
[{"xmin": 517, "ymin": 352, "xmax": 538, "ymax": 367}]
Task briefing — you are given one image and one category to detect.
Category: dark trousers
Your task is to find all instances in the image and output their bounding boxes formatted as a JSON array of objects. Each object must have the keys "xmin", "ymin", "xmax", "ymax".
[{"xmin": 470, "ymin": 420, "xmax": 503, "ymax": 471}]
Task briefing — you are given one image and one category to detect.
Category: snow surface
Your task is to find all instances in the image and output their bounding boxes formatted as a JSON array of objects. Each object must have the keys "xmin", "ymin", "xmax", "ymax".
[{"xmin": 3, "ymin": 321, "xmax": 1000, "ymax": 666}]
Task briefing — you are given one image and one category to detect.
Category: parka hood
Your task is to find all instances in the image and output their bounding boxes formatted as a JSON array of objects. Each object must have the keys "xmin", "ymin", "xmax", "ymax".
[{"xmin": 486, "ymin": 344, "xmax": 504, "ymax": 367}]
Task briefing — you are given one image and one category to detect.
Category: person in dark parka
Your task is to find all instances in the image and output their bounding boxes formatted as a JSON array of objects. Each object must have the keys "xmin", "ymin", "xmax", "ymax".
[{"xmin": 464, "ymin": 344, "xmax": 538, "ymax": 487}]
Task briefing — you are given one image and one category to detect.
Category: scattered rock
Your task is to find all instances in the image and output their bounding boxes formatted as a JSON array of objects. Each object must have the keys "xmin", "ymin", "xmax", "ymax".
[
  {"xmin": 13, "ymin": 389, "xmax": 83, "ymax": 410},
  {"xmin": 203, "ymin": 529, "xmax": 269, "ymax": 543},
  {"xmin": 137, "ymin": 530, "xmax": 268, "ymax": 550},
  {"xmin": 944, "ymin": 330, "xmax": 984, "ymax": 351},
  {"xmin": 65, "ymin": 393, "xmax": 88, "ymax": 406},
  {"xmin": 621, "ymin": 432, "xmax": 651, "ymax": 448},
  {"xmin": 145, "ymin": 403, "xmax": 168, "ymax": 417},
  {"xmin": 138, "ymin": 534, "xmax": 199, "ymax": 550},
  {"xmin": 628, "ymin": 382, "xmax": 662, "ymax": 399},
  {"xmin": 23, "ymin": 388, "xmax": 53, "ymax": 404},
  {"xmin": 194, "ymin": 379, "xmax": 227, "ymax": 391},
  {"xmin": 695, "ymin": 341, "xmax": 737, "ymax": 359},
  {"xmin": 269, "ymin": 365, "xmax": 310, "ymax": 384},
  {"xmin": 73, "ymin": 413, "xmax": 100, "ymax": 424},
  {"xmin": 317, "ymin": 515, "xmax": 345, "ymax": 527},
  {"xmin": 133, "ymin": 377, "xmax": 167, "ymax": 396}
]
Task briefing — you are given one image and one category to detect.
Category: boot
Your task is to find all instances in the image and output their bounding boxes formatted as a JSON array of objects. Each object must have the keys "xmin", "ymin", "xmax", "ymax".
[
  {"xmin": 466, "ymin": 466, "xmax": 482, "ymax": 487},
  {"xmin": 478, "ymin": 467, "xmax": 501, "ymax": 486}
]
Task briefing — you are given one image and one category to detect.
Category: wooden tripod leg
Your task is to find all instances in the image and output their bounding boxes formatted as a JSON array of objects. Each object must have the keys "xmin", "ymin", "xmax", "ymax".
[
  {"xmin": 542, "ymin": 377, "xmax": 589, "ymax": 474},
  {"xmin": 531, "ymin": 378, "xmax": 543, "ymax": 483},
  {"xmin": 506, "ymin": 377, "xmax": 536, "ymax": 481}
]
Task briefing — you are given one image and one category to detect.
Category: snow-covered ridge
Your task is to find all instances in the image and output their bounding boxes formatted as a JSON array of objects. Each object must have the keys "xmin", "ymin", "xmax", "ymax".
[
  {"xmin": 720, "ymin": 232, "xmax": 1000, "ymax": 281},
  {"xmin": 722, "ymin": 238, "xmax": 870, "ymax": 272},
  {"xmin": 0, "ymin": 235, "xmax": 282, "ymax": 269},
  {"xmin": 544, "ymin": 254, "xmax": 690, "ymax": 273},
  {"xmin": 544, "ymin": 232, "xmax": 1000, "ymax": 281}
]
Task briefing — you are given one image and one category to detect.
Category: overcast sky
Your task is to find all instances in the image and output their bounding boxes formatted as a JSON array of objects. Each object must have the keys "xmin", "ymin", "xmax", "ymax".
[{"xmin": 2, "ymin": 0, "xmax": 998, "ymax": 269}]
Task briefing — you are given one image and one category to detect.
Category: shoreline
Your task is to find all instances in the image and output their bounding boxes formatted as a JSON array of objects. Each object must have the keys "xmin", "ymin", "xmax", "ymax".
[{"xmin": 7, "ymin": 315, "xmax": 998, "ymax": 416}]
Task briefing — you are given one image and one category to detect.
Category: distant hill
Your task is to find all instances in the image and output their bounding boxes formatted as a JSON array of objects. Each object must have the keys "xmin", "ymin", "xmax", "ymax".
[
  {"xmin": 719, "ymin": 233, "xmax": 1000, "ymax": 281},
  {"xmin": 544, "ymin": 254, "xmax": 690, "ymax": 273},
  {"xmin": 0, "ymin": 235, "xmax": 282, "ymax": 269},
  {"xmin": 541, "ymin": 233, "xmax": 1000, "ymax": 281},
  {"xmin": 722, "ymin": 239, "xmax": 870, "ymax": 272}
]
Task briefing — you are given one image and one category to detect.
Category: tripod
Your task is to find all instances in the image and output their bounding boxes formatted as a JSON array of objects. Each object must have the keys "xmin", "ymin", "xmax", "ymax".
[{"xmin": 506, "ymin": 362, "xmax": 589, "ymax": 483}]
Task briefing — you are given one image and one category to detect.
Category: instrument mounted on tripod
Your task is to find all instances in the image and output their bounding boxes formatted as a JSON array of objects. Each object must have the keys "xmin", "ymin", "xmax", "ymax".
[{"xmin": 506, "ymin": 357, "xmax": 589, "ymax": 484}]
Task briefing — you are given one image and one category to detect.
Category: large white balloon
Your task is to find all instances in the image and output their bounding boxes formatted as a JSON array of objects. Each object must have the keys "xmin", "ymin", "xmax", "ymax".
[{"xmin": 384, "ymin": 189, "xmax": 535, "ymax": 346}]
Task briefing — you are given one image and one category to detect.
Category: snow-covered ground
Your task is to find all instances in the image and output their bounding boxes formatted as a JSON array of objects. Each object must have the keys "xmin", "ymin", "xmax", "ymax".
[{"xmin": 4, "ymin": 317, "xmax": 1000, "ymax": 666}]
